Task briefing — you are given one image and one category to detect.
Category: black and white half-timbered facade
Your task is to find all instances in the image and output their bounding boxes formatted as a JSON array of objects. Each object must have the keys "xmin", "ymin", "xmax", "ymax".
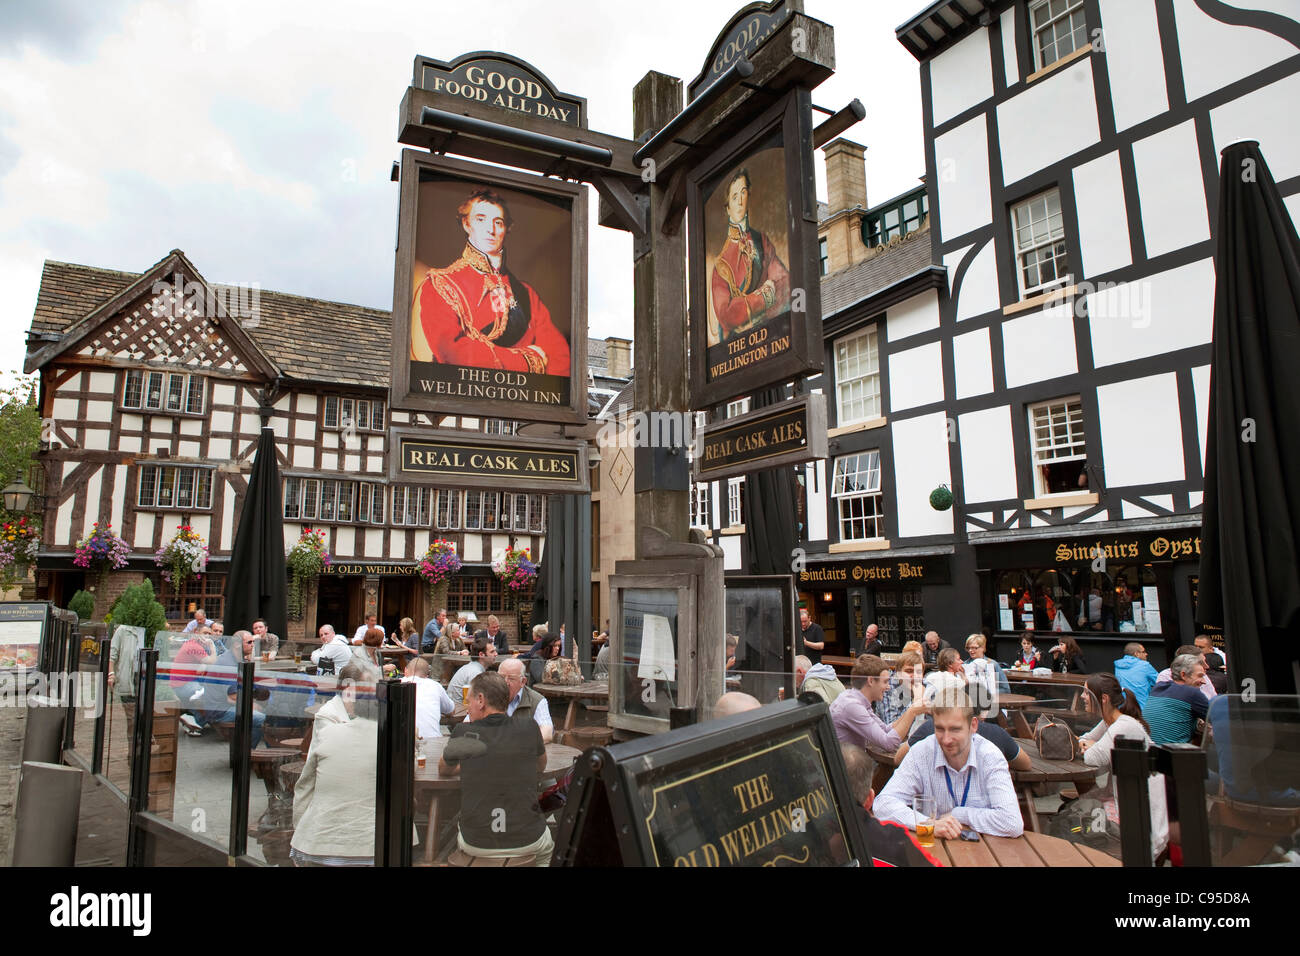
[
  {"xmin": 784, "ymin": 0, "xmax": 1300, "ymax": 662},
  {"xmin": 23, "ymin": 249, "xmax": 629, "ymax": 641}
]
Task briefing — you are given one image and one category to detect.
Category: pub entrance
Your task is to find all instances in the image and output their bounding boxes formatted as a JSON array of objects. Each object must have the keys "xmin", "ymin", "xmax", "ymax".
[
  {"xmin": 380, "ymin": 576, "xmax": 421, "ymax": 641},
  {"xmin": 317, "ymin": 575, "xmax": 363, "ymax": 637}
]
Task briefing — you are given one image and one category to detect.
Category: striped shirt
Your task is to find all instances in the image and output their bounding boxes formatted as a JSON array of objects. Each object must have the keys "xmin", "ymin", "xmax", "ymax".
[{"xmin": 1142, "ymin": 681, "xmax": 1209, "ymax": 744}]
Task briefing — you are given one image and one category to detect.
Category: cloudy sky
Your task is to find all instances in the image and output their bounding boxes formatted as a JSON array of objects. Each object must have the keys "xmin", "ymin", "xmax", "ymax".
[{"xmin": 0, "ymin": 0, "xmax": 926, "ymax": 379}]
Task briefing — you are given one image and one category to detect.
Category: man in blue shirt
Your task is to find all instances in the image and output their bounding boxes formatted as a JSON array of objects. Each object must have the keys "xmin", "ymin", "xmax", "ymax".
[
  {"xmin": 421, "ymin": 608, "xmax": 447, "ymax": 653},
  {"xmin": 1114, "ymin": 642, "xmax": 1160, "ymax": 708},
  {"xmin": 1143, "ymin": 654, "xmax": 1209, "ymax": 744}
]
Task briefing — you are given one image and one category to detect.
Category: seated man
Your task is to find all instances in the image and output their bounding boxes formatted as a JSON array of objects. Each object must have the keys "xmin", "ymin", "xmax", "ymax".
[
  {"xmin": 1156, "ymin": 645, "xmax": 1217, "ymax": 700},
  {"xmin": 1194, "ymin": 632, "xmax": 1227, "ymax": 666},
  {"xmin": 447, "ymin": 635, "xmax": 497, "ymax": 704},
  {"xmin": 496, "ymin": 658, "xmax": 554, "ymax": 743},
  {"xmin": 1114, "ymin": 642, "xmax": 1160, "ymax": 708},
  {"xmin": 1143, "ymin": 654, "xmax": 1210, "ymax": 745},
  {"xmin": 829, "ymin": 655, "xmax": 926, "ymax": 753},
  {"xmin": 874, "ymin": 689, "xmax": 1024, "ymax": 839},
  {"xmin": 592, "ymin": 643, "xmax": 611, "ymax": 681},
  {"xmin": 421, "ymin": 608, "xmax": 447, "ymax": 654},
  {"xmin": 352, "ymin": 613, "xmax": 384, "ymax": 645},
  {"xmin": 714, "ymin": 691, "xmax": 762, "ymax": 717},
  {"xmin": 183, "ymin": 608, "xmax": 209, "ymax": 633},
  {"xmin": 475, "ymin": 614, "xmax": 510, "ymax": 656},
  {"xmin": 439, "ymin": 672, "xmax": 552, "ymax": 866},
  {"xmin": 795, "ymin": 654, "xmax": 843, "ymax": 705},
  {"xmin": 311, "ymin": 624, "xmax": 353, "ymax": 675},
  {"xmin": 876, "ymin": 651, "xmax": 924, "ymax": 725},
  {"xmin": 924, "ymin": 648, "xmax": 967, "ymax": 699},
  {"xmin": 250, "ymin": 618, "xmax": 279, "ymax": 658},
  {"xmin": 901, "ymin": 713, "xmax": 1034, "ymax": 772},
  {"xmin": 403, "ymin": 657, "xmax": 455, "ymax": 738},
  {"xmin": 839, "ymin": 743, "xmax": 940, "ymax": 867},
  {"xmin": 921, "ymin": 630, "xmax": 951, "ymax": 668},
  {"xmin": 194, "ymin": 629, "xmax": 267, "ymax": 748}
]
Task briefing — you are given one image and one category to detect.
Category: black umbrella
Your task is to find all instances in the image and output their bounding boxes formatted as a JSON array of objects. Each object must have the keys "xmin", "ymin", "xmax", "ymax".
[
  {"xmin": 223, "ymin": 426, "xmax": 288, "ymax": 642},
  {"xmin": 530, "ymin": 496, "xmax": 560, "ymax": 627},
  {"xmin": 1197, "ymin": 140, "xmax": 1300, "ymax": 697},
  {"xmin": 743, "ymin": 387, "xmax": 801, "ymax": 578}
]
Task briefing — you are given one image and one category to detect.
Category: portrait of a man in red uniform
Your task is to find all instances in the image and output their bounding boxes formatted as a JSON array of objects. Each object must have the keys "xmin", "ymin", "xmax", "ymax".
[
  {"xmin": 708, "ymin": 167, "xmax": 790, "ymax": 344},
  {"xmin": 410, "ymin": 187, "xmax": 571, "ymax": 376}
]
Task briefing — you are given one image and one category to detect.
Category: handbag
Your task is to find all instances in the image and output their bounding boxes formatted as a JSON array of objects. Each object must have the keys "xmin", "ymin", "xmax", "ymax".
[{"xmin": 1033, "ymin": 714, "xmax": 1079, "ymax": 761}]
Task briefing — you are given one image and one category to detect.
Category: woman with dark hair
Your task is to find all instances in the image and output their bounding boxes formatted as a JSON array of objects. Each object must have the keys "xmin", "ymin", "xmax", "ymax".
[
  {"xmin": 1048, "ymin": 636, "xmax": 1087, "ymax": 674},
  {"xmin": 1015, "ymin": 632, "xmax": 1042, "ymax": 669},
  {"xmin": 527, "ymin": 634, "xmax": 562, "ymax": 686},
  {"xmin": 1079, "ymin": 673, "xmax": 1168, "ymax": 859}
]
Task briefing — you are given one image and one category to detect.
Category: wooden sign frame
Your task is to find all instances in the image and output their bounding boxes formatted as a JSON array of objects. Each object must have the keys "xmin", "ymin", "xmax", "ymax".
[
  {"xmin": 390, "ymin": 150, "xmax": 589, "ymax": 426},
  {"xmin": 693, "ymin": 392, "xmax": 826, "ymax": 483},
  {"xmin": 388, "ymin": 426, "xmax": 590, "ymax": 494},
  {"xmin": 687, "ymin": 88, "xmax": 822, "ymax": 410}
]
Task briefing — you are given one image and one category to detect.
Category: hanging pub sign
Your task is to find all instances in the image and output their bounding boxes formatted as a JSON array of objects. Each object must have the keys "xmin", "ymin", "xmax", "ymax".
[
  {"xmin": 688, "ymin": 0, "xmax": 803, "ymax": 101},
  {"xmin": 694, "ymin": 393, "xmax": 826, "ymax": 482},
  {"xmin": 414, "ymin": 52, "xmax": 586, "ymax": 128},
  {"xmin": 552, "ymin": 696, "xmax": 871, "ymax": 867},
  {"xmin": 390, "ymin": 150, "xmax": 589, "ymax": 426},
  {"xmin": 389, "ymin": 427, "xmax": 589, "ymax": 494},
  {"xmin": 688, "ymin": 89, "xmax": 823, "ymax": 410}
]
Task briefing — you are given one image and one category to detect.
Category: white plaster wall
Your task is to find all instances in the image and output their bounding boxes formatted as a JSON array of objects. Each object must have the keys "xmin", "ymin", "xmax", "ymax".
[
  {"xmin": 806, "ymin": 460, "xmax": 827, "ymax": 541},
  {"xmin": 220, "ymin": 484, "xmax": 236, "ymax": 550},
  {"xmin": 953, "ymin": 327, "xmax": 995, "ymax": 399},
  {"xmin": 365, "ymin": 528, "xmax": 384, "ymax": 558},
  {"xmin": 886, "ymin": 289, "xmax": 941, "ymax": 342},
  {"xmin": 1133, "ymin": 120, "xmax": 1210, "ymax": 258},
  {"xmin": 133, "ymin": 512, "xmax": 155, "ymax": 551},
  {"xmin": 997, "ymin": 58, "xmax": 1100, "ymax": 186},
  {"xmin": 1000, "ymin": 8, "xmax": 1017, "ymax": 89},
  {"xmin": 109, "ymin": 465, "xmax": 127, "ymax": 531},
  {"xmin": 1088, "ymin": 258, "xmax": 1215, "ymax": 367},
  {"xmin": 293, "ymin": 445, "xmax": 313, "ymax": 468},
  {"xmin": 1002, "ymin": 302, "xmax": 1078, "ymax": 389},
  {"xmin": 52, "ymin": 397, "xmax": 79, "ymax": 423},
  {"xmin": 87, "ymin": 370, "xmax": 116, "ymax": 393},
  {"xmin": 891, "ymin": 412, "xmax": 954, "ymax": 538},
  {"xmin": 953, "ymin": 241, "xmax": 1001, "ymax": 321},
  {"xmin": 335, "ymin": 526, "xmax": 355, "ymax": 558},
  {"xmin": 212, "ymin": 383, "xmax": 235, "ymax": 406},
  {"xmin": 1174, "ymin": 0, "xmax": 1298, "ymax": 105},
  {"xmin": 1072, "ymin": 150, "xmax": 1132, "ymax": 278},
  {"xmin": 1211, "ymin": 70, "xmax": 1300, "ymax": 185},
  {"xmin": 959, "ymin": 405, "xmax": 1018, "ymax": 503},
  {"xmin": 1099, "ymin": 0, "xmax": 1169, "ymax": 131},
  {"xmin": 935, "ymin": 115, "xmax": 992, "ymax": 240},
  {"xmin": 930, "ymin": 29, "xmax": 994, "ymax": 126},
  {"xmin": 297, "ymin": 394, "xmax": 317, "ymax": 415},
  {"xmin": 80, "ymin": 468, "xmax": 102, "ymax": 536},
  {"xmin": 889, "ymin": 342, "xmax": 945, "ymax": 412},
  {"xmin": 462, "ymin": 535, "xmax": 482, "ymax": 562},
  {"xmin": 412, "ymin": 530, "xmax": 429, "ymax": 560},
  {"xmin": 83, "ymin": 425, "xmax": 110, "ymax": 451},
  {"xmin": 1097, "ymin": 373, "xmax": 1186, "ymax": 487},
  {"xmin": 719, "ymin": 534, "xmax": 742, "ymax": 571},
  {"xmin": 1192, "ymin": 363, "xmax": 1211, "ymax": 475}
]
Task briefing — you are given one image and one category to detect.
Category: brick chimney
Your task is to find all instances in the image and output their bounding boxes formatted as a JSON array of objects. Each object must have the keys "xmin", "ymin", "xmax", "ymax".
[
  {"xmin": 604, "ymin": 336, "xmax": 632, "ymax": 379},
  {"xmin": 820, "ymin": 138, "xmax": 869, "ymax": 274}
]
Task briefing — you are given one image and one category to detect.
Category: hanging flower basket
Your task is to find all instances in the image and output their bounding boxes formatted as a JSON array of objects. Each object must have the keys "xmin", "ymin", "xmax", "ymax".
[
  {"xmin": 154, "ymin": 524, "xmax": 209, "ymax": 590},
  {"xmin": 418, "ymin": 538, "xmax": 462, "ymax": 604},
  {"xmin": 286, "ymin": 528, "xmax": 330, "ymax": 619},
  {"xmin": 492, "ymin": 546, "xmax": 537, "ymax": 595},
  {"xmin": 0, "ymin": 516, "xmax": 40, "ymax": 591},
  {"xmin": 929, "ymin": 484, "xmax": 954, "ymax": 511},
  {"xmin": 72, "ymin": 522, "xmax": 130, "ymax": 581}
]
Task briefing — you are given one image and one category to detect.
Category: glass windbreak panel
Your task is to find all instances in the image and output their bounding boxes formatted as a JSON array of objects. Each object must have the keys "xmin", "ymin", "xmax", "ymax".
[
  {"xmin": 724, "ymin": 584, "xmax": 792, "ymax": 706},
  {"xmin": 620, "ymin": 588, "xmax": 680, "ymax": 722},
  {"xmin": 1205, "ymin": 694, "xmax": 1300, "ymax": 867},
  {"xmin": 70, "ymin": 630, "xmax": 107, "ymax": 767},
  {"xmin": 154, "ymin": 629, "xmax": 235, "ymax": 856},
  {"xmin": 103, "ymin": 625, "xmax": 151, "ymax": 797}
]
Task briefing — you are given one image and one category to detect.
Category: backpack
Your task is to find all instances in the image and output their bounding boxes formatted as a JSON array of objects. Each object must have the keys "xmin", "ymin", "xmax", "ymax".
[
  {"xmin": 1049, "ymin": 796, "xmax": 1112, "ymax": 849},
  {"xmin": 1033, "ymin": 714, "xmax": 1079, "ymax": 761}
]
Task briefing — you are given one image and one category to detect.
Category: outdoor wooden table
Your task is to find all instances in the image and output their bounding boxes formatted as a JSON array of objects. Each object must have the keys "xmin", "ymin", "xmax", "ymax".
[
  {"xmin": 929, "ymin": 830, "xmax": 1118, "ymax": 867},
  {"xmin": 413, "ymin": 736, "xmax": 581, "ymax": 865},
  {"xmin": 1006, "ymin": 672, "xmax": 1091, "ymax": 721},
  {"xmin": 1011, "ymin": 738, "xmax": 1098, "ymax": 833},
  {"xmin": 822, "ymin": 655, "xmax": 857, "ymax": 676},
  {"xmin": 533, "ymin": 681, "xmax": 611, "ymax": 734},
  {"xmin": 996, "ymin": 693, "xmax": 1037, "ymax": 738}
]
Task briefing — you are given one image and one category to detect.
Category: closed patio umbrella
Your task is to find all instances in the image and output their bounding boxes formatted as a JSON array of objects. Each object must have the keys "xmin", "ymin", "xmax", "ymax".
[
  {"xmin": 1197, "ymin": 140, "xmax": 1300, "ymax": 697},
  {"xmin": 223, "ymin": 426, "xmax": 289, "ymax": 642}
]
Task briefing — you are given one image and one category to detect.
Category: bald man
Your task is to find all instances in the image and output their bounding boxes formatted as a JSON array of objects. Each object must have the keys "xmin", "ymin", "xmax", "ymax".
[{"xmin": 714, "ymin": 691, "xmax": 762, "ymax": 718}]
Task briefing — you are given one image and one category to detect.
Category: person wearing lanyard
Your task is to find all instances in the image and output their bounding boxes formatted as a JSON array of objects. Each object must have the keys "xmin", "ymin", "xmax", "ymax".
[{"xmin": 873, "ymin": 688, "xmax": 1024, "ymax": 839}]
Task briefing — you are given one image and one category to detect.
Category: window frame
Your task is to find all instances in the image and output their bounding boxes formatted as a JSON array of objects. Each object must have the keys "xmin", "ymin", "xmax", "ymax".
[
  {"xmin": 727, "ymin": 477, "xmax": 745, "ymax": 528},
  {"xmin": 1027, "ymin": 396, "xmax": 1088, "ymax": 498},
  {"xmin": 833, "ymin": 325, "xmax": 882, "ymax": 427},
  {"xmin": 831, "ymin": 451, "xmax": 885, "ymax": 542},
  {"xmin": 321, "ymin": 393, "xmax": 384, "ymax": 432},
  {"xmin": 1010, "ymin": 187, "xmax": 1072, "ymax": 299},
  {"xmin": 1029, "ymin": 0, "xmax": 1088, "ymax": 72},
  {"xmin": 136, "ymin": 464, "xmax": 215, "ymax": 511},
  {"xmin": 121, "ymin": 369, "xmax": 205, "ymax": 416}
]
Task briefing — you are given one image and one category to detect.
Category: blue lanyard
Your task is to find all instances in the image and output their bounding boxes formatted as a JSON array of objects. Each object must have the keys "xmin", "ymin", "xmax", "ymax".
[{"xmin": 942, "ymin": 765, "xmax": 973, "ymax": 808}]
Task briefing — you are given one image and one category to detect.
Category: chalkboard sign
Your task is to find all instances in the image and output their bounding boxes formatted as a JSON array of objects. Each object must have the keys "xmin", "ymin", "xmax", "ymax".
[{"xmin": 553, "ymin": 696, "xmax": 869, "ymax": 866}]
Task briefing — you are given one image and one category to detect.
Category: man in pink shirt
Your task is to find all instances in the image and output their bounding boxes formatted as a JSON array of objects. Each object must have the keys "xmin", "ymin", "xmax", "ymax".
[{"xmin": 830, "ymin": 655, "xmax": 928, "ymax": 754}]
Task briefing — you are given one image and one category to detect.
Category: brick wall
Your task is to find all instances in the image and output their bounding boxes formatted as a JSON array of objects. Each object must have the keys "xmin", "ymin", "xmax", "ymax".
[{"xmin": 91, "ymin": 571, "xmax": 147, "ymax": 619}]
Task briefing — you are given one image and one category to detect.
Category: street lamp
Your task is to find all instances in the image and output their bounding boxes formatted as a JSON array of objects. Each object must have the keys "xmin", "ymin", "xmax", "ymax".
[{"xmin": 2, "ymin": 477, "xmax": 35, "ymax": 513}]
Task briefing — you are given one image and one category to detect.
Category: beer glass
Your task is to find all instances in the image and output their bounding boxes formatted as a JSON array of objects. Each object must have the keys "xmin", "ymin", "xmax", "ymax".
[{"xmin": 913, "ymin": 795, "xmax": 937, "ymax": 847}]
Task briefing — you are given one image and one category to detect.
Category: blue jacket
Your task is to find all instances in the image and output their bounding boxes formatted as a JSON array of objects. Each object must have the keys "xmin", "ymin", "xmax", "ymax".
[{"xmin": 1114, "ymin": 654, "xmax": 1159, "ymax": 707}]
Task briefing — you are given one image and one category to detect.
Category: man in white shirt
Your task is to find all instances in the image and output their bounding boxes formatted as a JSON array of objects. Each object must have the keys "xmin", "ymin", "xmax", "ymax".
[
  {"xmin": 353, "ymin": 613, "xmax": 385, "ymax": 645},
  {"xmin": 874, "ymin": 689, "xmax": 1024, "ymax": 839},
  {"xmin": 403, "ymin": 658, "xmax": 455, "ymax": 738},
  {"xmin": 1194, "ymin": 633, "xmax": 1227, "ymax": 665},
  {"xmin": 183, "ymin": 609, "xmax": 208, "ymax": 633},
  {"xmin": 447, "ymin": 635, "xmax": 498, "ymax": 704},
  {"xmin": 311, "ymin": 625, "xmax": 353, "ymax": 674}
]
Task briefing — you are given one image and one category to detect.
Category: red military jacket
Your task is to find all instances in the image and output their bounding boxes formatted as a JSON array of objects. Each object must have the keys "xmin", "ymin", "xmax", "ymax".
[
  {"xmin": 710, "ymin": 221, "xmax": 791, "ymax": 339},
  {"xmin": 411, "ymin": 243, "xmax": 570, "ymax": 376}
]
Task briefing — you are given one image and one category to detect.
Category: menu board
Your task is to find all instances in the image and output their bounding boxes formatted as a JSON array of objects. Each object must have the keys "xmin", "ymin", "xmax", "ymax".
[{"xmin": 0, "ymin": 603, "xmax": 49, "ymax": 671}]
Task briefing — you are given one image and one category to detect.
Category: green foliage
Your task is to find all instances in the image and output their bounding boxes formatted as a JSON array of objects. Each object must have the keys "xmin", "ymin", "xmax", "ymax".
[
  {"xmin": 67, "ymin": 589, "xmax": 95, "ymax": 622},
  {"xmin": 0, "ymin": 376, "xmax": 40, "ymax": 525},
  {"xmin": 106, "ymin": 579, "xmax": 169, "ymax": 648}
]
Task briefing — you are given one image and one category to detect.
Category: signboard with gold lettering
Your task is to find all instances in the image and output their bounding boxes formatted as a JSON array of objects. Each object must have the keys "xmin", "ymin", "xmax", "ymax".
[
  {"xmin": 694, "ymin": 394, "xmax": 826, "ymax": 482},
  {"xmin": 799, "ymin": 555, "xmax": 952, "ymax": 590},
  {"xmin": 688, "ymin": 89, "xmax": 823, "ymax": 409},
  {"xmin": 389, "ymin": 428, "xmax": 588, "ymax": 494},
  {"xmin": 688, "ymin": 0, "xmax": 803, "ymax": 102},
  {"xmin": 552, "ymin": 697, "xmax": 869, "ymax": 867},
  {"xmin": 975, "ymin": 528, "xmax": 1203, "ymax": 568},
  {"xmin": 414, "ymin": 52, "xmax": 586, "ymax": 127}
]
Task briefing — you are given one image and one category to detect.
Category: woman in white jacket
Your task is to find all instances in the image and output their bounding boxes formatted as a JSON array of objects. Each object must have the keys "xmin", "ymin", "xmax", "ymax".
[{"xmin": 1078, "ymin": 672, "xmax": 1169, "ymax": 860}]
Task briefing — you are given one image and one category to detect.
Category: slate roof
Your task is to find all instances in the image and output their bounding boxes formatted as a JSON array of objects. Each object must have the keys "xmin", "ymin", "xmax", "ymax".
[
  {"xmin": 27, "ymin": 256, "xmax": 618, "ymax": 391},
  {"xmin": 819, "ymin": 222, "xmax": 939, "ymax": 319}
]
